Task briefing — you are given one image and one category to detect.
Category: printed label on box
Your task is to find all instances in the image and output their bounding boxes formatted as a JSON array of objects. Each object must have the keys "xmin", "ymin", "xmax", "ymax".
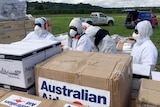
[
  {"xmin": 38, "ymin": 77, "xmax": 110, "ymax": 107},
  {"xmin": 0, "ymin": 94, "xmax": 41, "ymax": 107}
]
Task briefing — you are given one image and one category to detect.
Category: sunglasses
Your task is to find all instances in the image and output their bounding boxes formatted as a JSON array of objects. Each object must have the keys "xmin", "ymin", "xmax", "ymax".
[
  {"xmin": 69, "ymin": 26, "xmax": 77, "ymax": 31},
  {"xmin": 35, "ymin": 23, "xmax": 41, "ymax": 27},
  {"xmin": 134, "ymin": 29, "xmax": 138, "ymax": 34}
]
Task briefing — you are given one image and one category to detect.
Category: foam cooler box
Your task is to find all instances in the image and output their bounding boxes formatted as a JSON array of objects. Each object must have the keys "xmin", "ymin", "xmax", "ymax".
[
  {"xmin": 35, "ymin": 51, "xmax": 132, "ymax": 107},
  {"xmin": 0, "ymin": 40, "xmax": 62, "ymax": 90}
]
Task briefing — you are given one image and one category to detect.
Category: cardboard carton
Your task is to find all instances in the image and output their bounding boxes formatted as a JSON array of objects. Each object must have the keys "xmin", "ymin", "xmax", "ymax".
[
  {"xmin": 0, "ymin": 29, "xmax": 26, "ymax": 44},
  {"xmin": 0, "ymin": 91, "xmax": 56, "ymax": 107},
  {"xmin": 136, "ymin": 78, "xmax": 160, "ymax": 106},
  {"xmin": 35, "ymin": 50, "xmax": 132, "ymax": 107},
  {"xmin": 54, "ymin": 100, "xmax": 87, "ymax": 107}
]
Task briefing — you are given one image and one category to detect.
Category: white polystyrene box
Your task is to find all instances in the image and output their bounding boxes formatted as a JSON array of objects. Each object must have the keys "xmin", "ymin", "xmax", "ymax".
[
  {"xmin": 0, "ymin": 44, "xmax": 46, "ymax": 89},
  {"xmin": 151, "ymin": 71, "xmax": 160, "ymax": 81},
  {"xmin": 12, "ymin": 40, "xmax": 62, "ymax": 59}
]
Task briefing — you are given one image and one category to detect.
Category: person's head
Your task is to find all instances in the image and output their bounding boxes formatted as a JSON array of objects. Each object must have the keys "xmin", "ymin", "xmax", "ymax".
[
  {"xmin": 34, "ymin": 17, "xmax": 49, "ymax": 36},
  {"xmin": 132, "ymin": 20, "xmax": 153, "ymax": 42},
  {"xmin": 82, "ymin": 22, "xmax": 90, "ymax": 30},
  {"xmin": 94, "ymin": 29, "xmax": 110, "ymax": 47},
  {"xmin": 69, "ymin": 18, "xmax": 83, "ymax": 39}
]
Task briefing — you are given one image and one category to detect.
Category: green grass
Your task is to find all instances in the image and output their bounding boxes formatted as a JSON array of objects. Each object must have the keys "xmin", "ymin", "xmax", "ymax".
[{"xmin": 34, "ymin": 13, "xmax": 160, "ymax": 70}]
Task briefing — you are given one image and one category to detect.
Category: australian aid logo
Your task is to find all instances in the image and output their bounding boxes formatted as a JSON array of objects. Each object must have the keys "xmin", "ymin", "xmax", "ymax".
[
  {"xmin": 38, "ymin": 77, "xmax": 110, "ymax": 107},
  {"xmin": 0, "ymin": 95, "xmax": 41, "ymax": 107}
]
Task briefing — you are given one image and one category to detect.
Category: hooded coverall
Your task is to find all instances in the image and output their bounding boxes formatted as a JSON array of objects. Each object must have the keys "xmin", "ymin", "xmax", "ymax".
[{"xmin": 131, "ymin": 20, "xmax": 158, "ymax": 68}]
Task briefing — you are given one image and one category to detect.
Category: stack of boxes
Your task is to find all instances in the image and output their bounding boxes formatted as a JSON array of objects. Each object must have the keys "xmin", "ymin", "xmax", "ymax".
[
  {"xmin": 0, "ymin": 0, "xmax": 26, "ymax": 21},
  {"xmin": 0, "ymin": 20, "xmax": 26, "ymax": 44}
]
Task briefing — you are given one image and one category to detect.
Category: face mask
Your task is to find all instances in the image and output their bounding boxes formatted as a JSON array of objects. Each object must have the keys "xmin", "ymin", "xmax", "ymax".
[
  {"xmin": 34, "ymin": 25, "xmax": 43, "ymax": 37},
  {"xmin": 69, "ymin": 29, "xmax": 77, "ymax": 38},
  {"xmin": 132, "ymin": 32, "xmax": 141, "ymax": 42}
]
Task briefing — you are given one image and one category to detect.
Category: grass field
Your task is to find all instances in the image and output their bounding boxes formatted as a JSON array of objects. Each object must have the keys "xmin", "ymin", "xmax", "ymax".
[{"xmin": 34, "ymin": 13, "xmax": 160, "ymax": 70}]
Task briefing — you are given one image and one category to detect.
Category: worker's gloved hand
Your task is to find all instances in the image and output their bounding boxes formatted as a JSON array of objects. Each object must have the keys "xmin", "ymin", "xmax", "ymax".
[{"xmin": 62, "ymin": 45, "xmax": 72, "ymax": 51}]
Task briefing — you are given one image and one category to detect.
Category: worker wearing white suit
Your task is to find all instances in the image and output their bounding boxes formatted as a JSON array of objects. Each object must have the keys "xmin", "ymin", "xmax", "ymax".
[
  {"xmin": 131, "ymin": 20, "xmax": 158, "ymax": 68},
  {"xmin": 68, "ymin": 18, "xmax": 93, "ymax": 52},
  {"xmin": 82, "ymin": 22, "xmax": 117, "ymax": 53},
  {"xmin": 22, "ymin": 17, "xmax": 57, "ymax": 41}
]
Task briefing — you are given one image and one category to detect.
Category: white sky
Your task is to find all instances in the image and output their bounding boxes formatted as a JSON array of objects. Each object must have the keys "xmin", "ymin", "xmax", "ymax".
[{"xmin": 27, "ymin": 0, "xmax": 160, "ymax": 8}]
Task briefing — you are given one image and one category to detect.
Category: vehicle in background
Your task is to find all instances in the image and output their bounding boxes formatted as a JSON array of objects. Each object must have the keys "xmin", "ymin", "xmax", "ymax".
[
  {"xmin": 122, "ymin": 9, "xmax": 158, "ymax": 29},
  {"xmin": 80, "ymin": 12, "xmax": 114, "ymax": 26}
]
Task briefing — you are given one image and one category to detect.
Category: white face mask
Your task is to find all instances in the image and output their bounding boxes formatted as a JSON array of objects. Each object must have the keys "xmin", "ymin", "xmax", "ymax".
[
  {"xmin": 34, "ymin": 25, "xmax": 43, "ymax": 37},
  {"xmin": 69, "ymin": 29, "xmax": 77, "ymax": 38},
  {"xmin": 132, "ymin": 32, "xmax": 141, "ymax": 42}
]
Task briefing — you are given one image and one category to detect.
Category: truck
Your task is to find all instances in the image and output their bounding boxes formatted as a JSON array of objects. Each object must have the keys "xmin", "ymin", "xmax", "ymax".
[
  {"xmin": 80, "ymin": 12, "xmax": 114, "ymax": 26},
  {"xmin": 122, "ymin": 9, "xmax": 158, "ymax": 29}
]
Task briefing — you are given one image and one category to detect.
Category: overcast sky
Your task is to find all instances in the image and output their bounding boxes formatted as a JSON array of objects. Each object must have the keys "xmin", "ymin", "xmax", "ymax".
[{"xmin": 27, "ymin": 0, "xmax": 160, "ymax": 8}]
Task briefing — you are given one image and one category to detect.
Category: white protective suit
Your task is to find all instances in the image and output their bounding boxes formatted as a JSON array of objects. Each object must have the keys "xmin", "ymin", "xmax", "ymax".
[
  {"xmin": 22, "ymin": 17, "xmax": 57, "ymax": 41},
  {"xmin": 82, "ymin": 22, "xmax": 116, "ymax": 53},
  {"xmin": 131, "ymin": 20, "xmax": 158, "ymax": 67},
  {"xmin": 69, "ymin": 18, "xmax": 93, "ymax": 52}
]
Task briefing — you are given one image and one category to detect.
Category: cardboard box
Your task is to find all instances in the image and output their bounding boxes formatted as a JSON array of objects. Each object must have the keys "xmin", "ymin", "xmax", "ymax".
[
  {"xmin": 24, "ymin": 19, "xmax": 34, "ymax": 29},
  {"xmin": 35, "ymin": 50, "xmax": 132, "ymax": 107},
  {"xmin": 0, "ymin": 89, "xmax": 9, "ymax": 98},
  {"xmin": 0, "ymin": 20, "xmax": 25, "ymax": 31},
  {"xmin": 130, "ymin": 100, "xmax": 136, "ymax": 107},
  {"xmin": 54, "ymin": 100, "xmax": 87, "ymax": 107},
  {"xmin": 136, "ymin": 78, "xmax": 160, "ymax": 106},
  {"xmin": 116, "ymin": 38, "xmax": 135, "ymax": 54},
  {"xmin": 0, "ymin": 29, "xmax": 26, "ymax": 44},
  {"xmin": 0, "ymin": 91, "xmax": 56, "ymax": 107}
]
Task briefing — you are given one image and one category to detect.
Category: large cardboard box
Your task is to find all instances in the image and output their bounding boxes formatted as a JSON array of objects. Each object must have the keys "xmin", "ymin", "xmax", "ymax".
[
  {"xmin": 136, "ymin": 78, "xmax": 160, "ymax": 106},
  {"xmin": 0, "ymin": 90, "xmax": 87, "ymax": 107},
  {"xmin": 35, "ymin": 51, "xmax": 132, "ymax": 107},
  {"xmin": 0, "ymin": 89, "xmax": 9, "ymax": 98},
  {"xmin": 0, "ymin": 91, "xmax": 56, "ymax": 107}
]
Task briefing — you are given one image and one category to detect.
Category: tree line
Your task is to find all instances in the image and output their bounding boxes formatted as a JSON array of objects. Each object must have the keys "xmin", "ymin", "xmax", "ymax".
[{"xmin": 26, "ymin": 1, "xmax": 160, "ymax": 15}]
